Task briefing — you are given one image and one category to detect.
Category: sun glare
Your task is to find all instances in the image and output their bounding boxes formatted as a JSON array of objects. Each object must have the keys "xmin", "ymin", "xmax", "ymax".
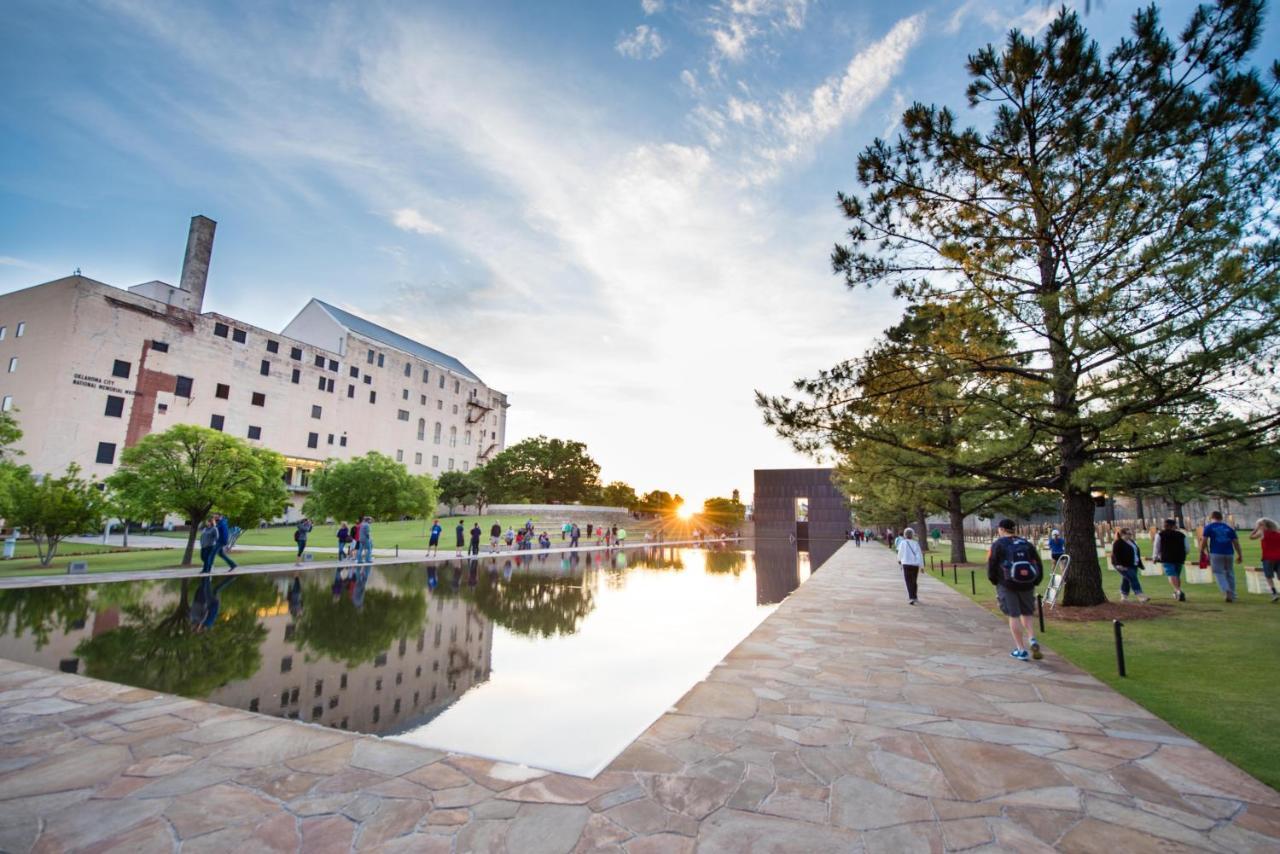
[{"xmin": 675, "ymin": 503, "xmax": 695, "ymax": 520}]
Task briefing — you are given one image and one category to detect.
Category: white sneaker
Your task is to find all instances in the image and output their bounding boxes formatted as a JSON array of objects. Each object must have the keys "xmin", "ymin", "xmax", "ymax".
[
  {"xmin": 1120, "ymin": 594, "xmax": 1130, "ymax": 602},
  {"xmin": 1137, "ymin": 594, "xmax": 1150, "ymax": 603}
]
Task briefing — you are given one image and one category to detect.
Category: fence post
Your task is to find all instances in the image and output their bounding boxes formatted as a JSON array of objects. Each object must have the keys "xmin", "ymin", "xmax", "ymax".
[
  {"xmin": 952, "ymin": 563, "xmax": 957, "ymax": 584},
  {"xmin": 395, "ymin": 544, "xmax": 399, "ymax": 557},
  {"xmin": 1113, "ymin": 620, "xmax": 1126, "ymax": 677},
  {"xmin": 1037, "ymin": 594, "xmax": 1045, "ymax": 634},
  {"xmin": 970, "ymin": 570, "xmax": 976, "ymax": 595}
]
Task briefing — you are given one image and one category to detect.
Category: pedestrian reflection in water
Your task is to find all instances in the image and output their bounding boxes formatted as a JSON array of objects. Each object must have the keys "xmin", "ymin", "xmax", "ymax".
[
  {"xmin": 287, "ymin": 576, "xmax": 303, "ymax": 619},
  {"xmin": 351, "ymin": 567, "xmax": 368, "ymax": 611},
  {"xmin": 427, "ymin": 566, "xmax": 438, "ymax": 590},
  {"xmin": 467, "ymin": 559, "xmax": 479, "ymax": 588},
  {"xmin": 189, "ymin": 575, "xmax": 235, "ymax": 632}
]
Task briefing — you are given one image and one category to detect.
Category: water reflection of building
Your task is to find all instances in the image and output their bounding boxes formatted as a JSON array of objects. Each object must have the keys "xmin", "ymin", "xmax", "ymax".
[
  {"xmin": 752, "ymin": 538, "xmax": 813, "ymax": 605},
  {"xmin": 0, "ymin": 570, "xmax": 493, "ymax": 737}
]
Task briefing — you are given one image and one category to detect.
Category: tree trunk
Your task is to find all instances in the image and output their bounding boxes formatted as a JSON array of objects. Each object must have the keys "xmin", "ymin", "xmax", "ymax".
[
  {"xmin": 182, "ymin": 526, "xmax": 198, "ymax": 566},
  {"xmin": 1061, "ymin": 487, "xmax": 1107, "ymax": 606},
  {"xmin": 947, "ymin": 491, "xmax": 967, "ymax": 563},
  {"xmin": 1173, "ymin": 499, "xmax": 1185, "ymax": 530},
  {"xmin": 1134, "ymin": 493, "xmax": 1145, "ymax": 529},
  {"xmin": 915, "ymin": 507, "xmax": 930, "ymax": 552},
  {"xmin": 122, "ymin": 520, "xmax": 129, "ymax": 549}
]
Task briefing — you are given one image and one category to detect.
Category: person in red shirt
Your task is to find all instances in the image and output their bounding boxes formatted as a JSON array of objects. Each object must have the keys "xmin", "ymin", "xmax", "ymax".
[{"xmin": 1249, "ymin": 518, "xmax": 1280, "ymax": 602}]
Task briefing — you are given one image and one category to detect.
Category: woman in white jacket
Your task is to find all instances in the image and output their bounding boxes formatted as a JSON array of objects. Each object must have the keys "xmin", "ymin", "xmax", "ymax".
[{"xmin": 897, "ymin": 527, "xmax": 925, "ymax": 604}]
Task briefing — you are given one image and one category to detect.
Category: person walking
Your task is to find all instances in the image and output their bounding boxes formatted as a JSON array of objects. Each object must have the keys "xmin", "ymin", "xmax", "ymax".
[
  {"xmin": 570, "ymin": 523, "xmax": 580, "ymax": 548},
  {"xmin": 896, "ymin": 527, "xmax": 925, "ymax": 605},
  {"xmin": 336, "ymin": 521, "xmax": 351, "ymax": 561},
  {"xmin": 1153, "ymin": 519, "xmax": 1188, "ymax": 601},
  {"xmin": 293, "ymin": 517, "xmax": 313, "ymax": 566},
  {"xmin": 356, "ymin": 516, "xmax": 373, "ymax": 564},
  {"xmin": 617, "ymin": 526, "xmax": 627, "ymax": 547},
  {"xmin": 1047, "ymin": 529, "xmax": 1066, "ymax": 563},
  {"xmin": 1249, "ymin": 518, "xmax": 1280, "ymax": 602},
  {"xmin": 490, "ymin": 521, "xmax": 502, "ymax": 553},
  {"xmin": 1200, "ymin": 510, "xmax": 1243, "ymax": 602},
  {"xmin": 469, "ymin": 522, "xmax": 482, "ymax": 556},
  {"xmin": 987, "ymin": 519, "xmax": 1045, "ymax": 661},
  {"xmin": 213, "ymin": 513, "xmax": 238, "ymax": 572},
  {"xmin": 1110, "ymin": 528, "xmax": 1150, "ymax": 603},
  {"xmin": 853, "ymin": 529, "xmax": 863, "ymax": 547},
  {"xmin": 428, "ymin": 519, "xmax": 442, "ymax": 557},
  {"xmin": 455, "ymin": 520, "xmax": 466, "ymax": 557},
  {"xmin": 505, "ymin": 526, "xmax": 515, "ymax": 548},
  {"xmin": 199, "ymin": 517, "xmax": 219, "ymax": 574}
]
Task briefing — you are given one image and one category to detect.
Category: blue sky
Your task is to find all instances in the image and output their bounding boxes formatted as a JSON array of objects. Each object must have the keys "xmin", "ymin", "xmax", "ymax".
[{"xmin": 3, "ymin": 0, "xmax": 1272, "ymax": 503}]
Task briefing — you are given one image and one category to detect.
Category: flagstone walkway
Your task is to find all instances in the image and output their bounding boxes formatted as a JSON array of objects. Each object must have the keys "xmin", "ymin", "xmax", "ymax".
[{"xmin": 0, "ymin": 542, "xmax": 1277, "ymax": 852}]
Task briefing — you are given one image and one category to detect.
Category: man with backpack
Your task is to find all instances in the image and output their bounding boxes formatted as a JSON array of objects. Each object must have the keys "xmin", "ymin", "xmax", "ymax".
[{"xmin": 987, "ymin": 519, "xmax": 1045, "ymax": 661}]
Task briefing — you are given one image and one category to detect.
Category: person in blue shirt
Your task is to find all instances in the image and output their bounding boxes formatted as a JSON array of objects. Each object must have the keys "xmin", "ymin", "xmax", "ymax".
[
  {"xmin": 1200, "ymin": 510, "xmax": 1243, "ymax": 602},
  {"xmin": 1047, "ymin": 529, "xmax": 1066, "ymax": 562},
  {"xmin": 428, "ymin": 519, "xmax": 442, "ymax": 557},
  {"xmin": 212, "ymin": 513, "xmax": 237, "ymax": 572}
]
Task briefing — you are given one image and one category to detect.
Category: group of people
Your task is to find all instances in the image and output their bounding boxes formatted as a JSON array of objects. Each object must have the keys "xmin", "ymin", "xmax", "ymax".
[
  {"xmin": 419, "ymin": 518, "xmax": 630, "ymax": 557},
  {"xmin": 198, "ymin": 513, "xmax": 238, "ymax": 574},
  {"xmin": 331, "ymin": 518, "xmax": 374, "ymax": 564}
]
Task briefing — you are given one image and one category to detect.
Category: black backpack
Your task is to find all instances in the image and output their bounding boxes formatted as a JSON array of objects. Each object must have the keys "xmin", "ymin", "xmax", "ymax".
[{"xmin": 1001, "ymin": 537, "xmax": 1043, "ymax": 587}]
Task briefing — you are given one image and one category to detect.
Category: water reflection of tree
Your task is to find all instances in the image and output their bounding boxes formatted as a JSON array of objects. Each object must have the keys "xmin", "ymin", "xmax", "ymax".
[
  {"xmin": 454, "ymin": 568, "xmax": 595, "ymax": 639},
  {"xmin": 294, "ymin": 578, "xmax": 427, "ymax": 667},
  {"xmin": 704, "ymin": 549, "xmax": 747, "ymax": 576},
  {"xmin": 75, "ymin": 578, "xmax": 268, "ymax": 697},
  {"xmin": 0, "ymin": 586, "xmax": 91, "ymax": 650}
]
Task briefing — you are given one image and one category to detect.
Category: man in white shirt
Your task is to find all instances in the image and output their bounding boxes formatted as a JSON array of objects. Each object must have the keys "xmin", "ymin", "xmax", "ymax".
[{"xmin": 897, "ymin": 527, "xmax": 925, "ymax": 604}]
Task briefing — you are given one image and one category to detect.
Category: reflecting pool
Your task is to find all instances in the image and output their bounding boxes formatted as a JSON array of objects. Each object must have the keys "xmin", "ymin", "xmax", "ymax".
[{"xmin": 0, "ymin": 544, "xmax": 815, "ymax": 776}]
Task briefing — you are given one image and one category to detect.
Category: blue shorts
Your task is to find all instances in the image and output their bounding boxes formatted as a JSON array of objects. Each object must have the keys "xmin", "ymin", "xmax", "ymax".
[
  {"xmin": 1263, "ymin": 560, "xmax": 1280, "ymax": 580},
  {"xmin": 1162, "ymin": 562, "xmax": 1183, "ymax": 577}
]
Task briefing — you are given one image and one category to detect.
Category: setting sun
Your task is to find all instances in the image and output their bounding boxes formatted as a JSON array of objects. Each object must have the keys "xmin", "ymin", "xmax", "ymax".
[{"xmin": 675, "ymin": 503, "xmax": 695, "ymax": 520}]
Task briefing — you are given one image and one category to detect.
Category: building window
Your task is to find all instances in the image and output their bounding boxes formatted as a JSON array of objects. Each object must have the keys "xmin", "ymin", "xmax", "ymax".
[
  {"xmin": 313, "ymin": 354, "xmax": 324, "ymax": 368},
  {"xmin": 431, "ymin": 455, "xmax": 438, "ymax": 467},
  {"xmin": 328, "ymin": 359, "xmax": 338, "ymax": 372},
  {"xmin": 210, "ymin": 414, "xmax": 224, "ymax": 431},
  {"xmin": 95, "ymin": 442, "xmax": 116, "ymax": 465},
  {"xmin": 248, "ymin": 425, "xmax": 261, "ymax": 440},
  {"xmin": 433, "ymin": 422, "xmax": 442, "ymax": 443},
  {"xmin": 397, "ymin": 410, "xmax": 409, "ymax": 421},
  {"xmin": 112, "ymin": 360, "xmax": 131, "ymax": 379},
  {"xmin": 0, "ymin": 326, "xmax": 6, "ymax": 339},
  {"xmin": 452, "ymin": 404, "xmax": 458, "ymax": 414},
  {"xmin": 414, "ymin": 452, "xmax": 422, "ymax": 465},
  {"xmin": 447, "ymin": 458, "xmax": 454, "ymax": 471},
  {"xmin": 310, "ymin": 404, "xmax": 322, "ymax": 419},
  {"xmin": 214, "ymin": 383, "xmax": 230, "ymax": 399},
  {"xmin": 420, "ymin": 394, "xmax": 427, "ymax": 406},
  {"xmin": 174, "ymin": 376, "xmax": 193, "ymax": 398},
  {"xmin": 403, "ymin": 363, "xmax": 411, "ymax": 377},
  {"xmin": 281, "ymin": 656, "xmax": 293, "ymax": 673},
  {"xmin": 214, "ymin": 322, "xmax": 229, "ymax": 338},
  {"xmin": 465, "ymin": 430, "xmax": 471, "ymax": 446},
  {"xmin": 307, "ymin": 432, "xmax": 319, "ymax": 449},
  {"xmin": 454, "ymin": 380, "xmax": 460, "ymax": 393},
  {"xmin": 417, "ymin": 418, "xmax": 425, "ymax": 440},
  {"xmin": 350, "ymin": 366, "xmax": 359, "ymax": 378},
  {"xmin": 151, "ymin": 340, "xmax": 169, "ymax": 352},
  {"xmin": 327, "ymin": 433, "xmax": 334, "ymax": 445},
  {"xmin": 260, "ymin": 360, "xmax": 270, "ymax": 376},
  {"xmin": 369, "ymin": 391, "xmax": 377, "ymax": 404},
  {"xmin": 157, "ymin": 403, "xmax": 167, "ymax": 413},
  {"xmin": 396, "ymin": 449, "xmax": 403, "ymax": 462},
  {"xmin": 15, "ymin": 322, "xmax": 24, "ymax": 337},
  {"xmin": 437, "ymin": 400, "xmax": 443, "ymax": 410},
  {"xmin": 314, "ymin": 679, "xmax": 324, "ymax": 697},
  {"xmin": 402, "ymin": 388, "xmax": 409, "ymax": 400},
  {"xmin": 1, "ymin": 397, "xmax": 11, "ymax": 412},
  {"xmin": 104, "ymin": 396, "xmax": 125, "ymax": 418},
  {"xmin": 347, "ymin": 384, "xmax": 355, "ymax": 398},
  {"xmin": 438, "ymin": 375, "xmax": 445, "ymax": 389},
  {"xmin": 290, "ymin": 347, "xmax": 302, "ymax": 361},
  {"xmin": 367, "ymin": 349, "xmax": 375, "ymax": 364},
  {"xmin": 310, "ymin": 705, "xmax": 323, "ymax": 721},
  {"xmin": 339, "ymin": 435, "xmax": 347, "ymax": 447},
  {"xmin": 291, "ymin": 368, "xmax": 301, "ymax": 384},
  {"xmin": 463, "ymin": 461, "xmax": 470, "ymax": 472},
  {"xmin": 266, "ymin": 340, "xmax": 279, "ymax": 353},
  {"xmin": 377, "ymin": 354, "xmax": 385, "ymax": 368},
  {"xmin": 232, "ymin": 328, "xmax": 247, "ymax": 344},
  {"xmin": 6, "ymin": 357, "xmax": 15, "ymax": 373},
  {"xmin": 422, "ymin": 369, "xmax": 429, "ymax": 383},
  {"xmin": 317, "ymin": 376, "xmax": 326, "ymax": 391},
  {"xmin": 363, "ymin": 375, "xmax": 371, "ymax": 385},
  {"xmin": 251, "ymin": 392, "xmax": 265, "ymax": 407},
  {"xmin": 327, "ymin": 378, "xmax": 335, "ymax": 393},
  {"xmin": 449, "ymin": 426, "xmax": 457, "ymax": 447}
]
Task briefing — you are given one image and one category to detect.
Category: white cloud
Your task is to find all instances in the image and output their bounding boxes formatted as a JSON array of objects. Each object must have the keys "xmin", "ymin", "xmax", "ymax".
[
  {"xmin": 616, "ymin": 25, "xmax": 667, "ymax": 60},
  {"xmin": 0, "ymin": 256, "xmax": 41, "ymax": 270},
  {"xmin": 947, "ymin": 0, "xmax": 1061, "ymax": 36},
  {"xmin": 726, "ymin": 96, "xmax": 764, "ymax": 126},
  {"xmin": 707, "ymin": 0, "xmax": 809, "ymax": 66},
  {"xmin": 641, "ymin": 0, "xmax": 664, "ymax": 14},
  {"xmin": 680, "ymin": 68, "xmax": 702, "ymax": 95},
  {"xmin": 391, "ymin": 208, "xmax": 443, "ymax": 236}
]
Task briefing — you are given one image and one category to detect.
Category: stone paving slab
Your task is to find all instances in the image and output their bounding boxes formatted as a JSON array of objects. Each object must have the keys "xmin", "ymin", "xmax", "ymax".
[{"xmin": 0, "ymin": 542, "xmax": 1277, "ymax": 852}]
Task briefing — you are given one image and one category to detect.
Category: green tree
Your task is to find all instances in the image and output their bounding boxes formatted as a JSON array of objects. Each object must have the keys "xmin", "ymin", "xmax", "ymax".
[
  {"xmin": 467, "ymin": 468, "xmax": 491, "ymax": 514},
  {"xmin": 303, "ymin": 452, "xmax": 439, "ymax": 524},
  {"xmin": 293, "ymin": 578, "xmax": 427, "ymax": 667},
  {"xmin": 75, "ymin": 578, "xmax": 268, "ymax": 697},
  {"xmin": 636, "ymin": 490, "xmax": 681, "ymax": 515},
  {"xmin": 107, "ymin": 425, "xmax": 288, "ymax": 565},
  {"xmin": 437, "ymin": 470, "xmax": 470, "ymax": 515},
  {"xmin": 600, "ymin": 481, "xmax": 639, "ymax": 509},
  {"xmin": 106, "ymin": 482, "xmax": 165, "ymax": 549},
  {"xmin": 479, "ymin": 436, "xmax": 601, "ymax": 504},
  {"xmin": 702, "ymin": 497, "xmax": 746, "ymax": 528},
  {"xmin": 820, "ymin": 4, "xmax": 1280, "ymax": 604},
  {"xmin": 0, "ymin": 586, "xmax": 90, "ymax": 649},
  {"xmin": 7, "ymin": 465, "xmax": 107, "ymax": 566},
  {"xmin": 463, "ymin": 570, "xmax": 595, "ymax": 638}
]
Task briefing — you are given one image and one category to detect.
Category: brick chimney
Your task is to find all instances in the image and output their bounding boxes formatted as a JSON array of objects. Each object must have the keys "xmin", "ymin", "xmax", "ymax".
[{"xmin": 179, "ymin": 215, "xmax": 216, "ymax": 312}]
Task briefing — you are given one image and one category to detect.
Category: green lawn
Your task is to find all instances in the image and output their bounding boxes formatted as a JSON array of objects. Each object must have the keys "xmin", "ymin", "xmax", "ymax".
[
  {"xmin": 913, "ymin": 540, "xmax": 1280, "ymax": 790},
  {"xmin": 927, "ymin": 533, "xmax": 1265, "ymax": 568},
  {"xmin": 0, "ymin": 547, "xmax": 315, "ymax": 578}
]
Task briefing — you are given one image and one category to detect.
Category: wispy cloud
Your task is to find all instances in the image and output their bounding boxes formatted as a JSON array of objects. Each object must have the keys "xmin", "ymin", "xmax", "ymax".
[
  {"xmin": 641, "ymin": 0, "xmax": 664, "ymax": 14},
  {"xmin": 391, "ymin": 208, "xmax": 443, "ymax": 236},
  {"xmin": 0, "ymin": 256, "xmax": 42, "ymax": 270},
  {"xmin": 616, "ymin": 24, "xmax": 667, "ymax": 59},
  {"xmin": 947, "ymin": 0, "xmax": 1061, "ymax": 36},
  {"xmin": 707, "ymin": 0, "xmax": 809, "ymax": 68}
]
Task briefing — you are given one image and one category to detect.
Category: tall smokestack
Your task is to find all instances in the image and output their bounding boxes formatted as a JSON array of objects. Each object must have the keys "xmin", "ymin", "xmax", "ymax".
[{"xmin": 179, "ymin": 215, "xmax": 216, "ymax": 312}]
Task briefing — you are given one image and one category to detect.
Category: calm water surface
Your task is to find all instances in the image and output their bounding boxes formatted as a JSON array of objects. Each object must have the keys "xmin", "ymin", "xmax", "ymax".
[{"xmin": 0, "ymin": 544, "xmax": 815, "ymax": 776}]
